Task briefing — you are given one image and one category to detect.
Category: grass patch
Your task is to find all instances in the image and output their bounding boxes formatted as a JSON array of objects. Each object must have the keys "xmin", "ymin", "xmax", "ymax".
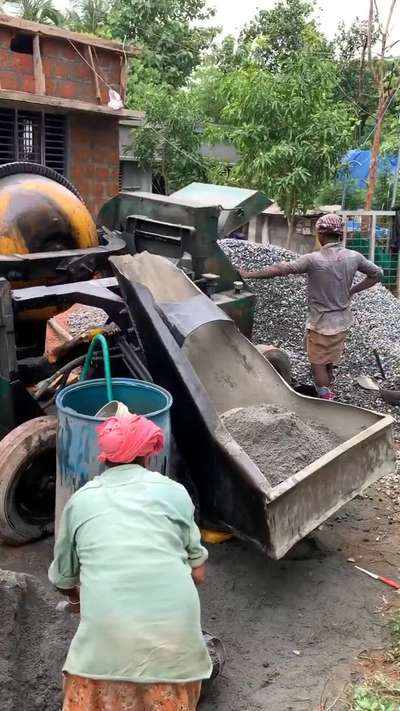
[
  {"xmin": 352, "ymin": 676, "xmax": 400, "ymax": 710},
  {"xmin": 387, "ymin": 615, "xmax": 400, "ymax": 664},
  {"xmin": 349, "ymin": 612, "xmax": 400, "ymax": 711}
]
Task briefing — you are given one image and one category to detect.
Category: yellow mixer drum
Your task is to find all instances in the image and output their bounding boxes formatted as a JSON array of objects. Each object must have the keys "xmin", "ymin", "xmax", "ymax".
[{"xmin": 0, "ymin": 164, "xmax": 97, "ymax": 255}]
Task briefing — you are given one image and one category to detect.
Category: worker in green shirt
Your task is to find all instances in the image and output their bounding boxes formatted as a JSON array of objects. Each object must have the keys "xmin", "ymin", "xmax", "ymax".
[{"xmin": 49, "ymin": 413, "xmax": 212, "ymax": 711}]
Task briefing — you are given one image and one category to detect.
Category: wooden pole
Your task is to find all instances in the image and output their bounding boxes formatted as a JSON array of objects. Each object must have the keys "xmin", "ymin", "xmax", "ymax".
[
  {"xmin": 85, "ymin": 45, "xmax": 101, "ymax": 104},
  {"xmin": 369, "ymin": 213, "xmax": 377, "ymax": 262},
  {"xmin": 33, "ymin": 34, "xmax": 45, "ymax": 95},
  {"xmin": 120, "ymin": 55, "xmax": 128, "ymax": 102}
]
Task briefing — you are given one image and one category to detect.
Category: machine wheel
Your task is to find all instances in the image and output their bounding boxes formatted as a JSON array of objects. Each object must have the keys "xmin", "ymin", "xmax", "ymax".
[
  {"xmin": 256, "ymin": 344, "xmax": 292, "ymax": 384},
  {"xmin": 0, "ymin": 162, "xmax": 84, "ymax": 202},
  {"xmin": 0, "ymin": 417, "xmax": 57, "ymax": 545}
]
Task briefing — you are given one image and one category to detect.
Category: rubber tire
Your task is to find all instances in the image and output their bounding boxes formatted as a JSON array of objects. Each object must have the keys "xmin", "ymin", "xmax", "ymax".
[
  {"xmin": 0, "ymin": 161, "xmax": 84, "ymax": 202},
  {"xmin": 0, "ymin": 416, "xmax": 57, "ymax": 545},
  {"xmin": 256, "ymin": 344, "xmax": 292, "ymax": 384}
]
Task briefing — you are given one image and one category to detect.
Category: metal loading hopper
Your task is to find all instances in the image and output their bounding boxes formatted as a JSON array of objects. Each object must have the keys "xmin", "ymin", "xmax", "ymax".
[
  {"xmin": 171, "ymin": 182, "xmax": 271, "ymax": 237},
  {"xmin": 111, "ymin": 252, "xmax": 396, "ymax": 559}
]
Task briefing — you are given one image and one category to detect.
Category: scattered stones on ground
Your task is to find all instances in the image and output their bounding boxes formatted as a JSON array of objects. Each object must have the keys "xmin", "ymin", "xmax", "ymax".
[
  {"xmin": 220, "ymin": 239, "xmax": 400, "ymax": 434},
  {"xmin": 220, "ymin": 404, "xmax": 341, "ymax": 487}
]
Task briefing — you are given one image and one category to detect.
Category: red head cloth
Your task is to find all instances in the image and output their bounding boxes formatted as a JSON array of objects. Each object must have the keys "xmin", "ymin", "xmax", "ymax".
[
  {"xmin": 97, "ymin": 414, "xmax": 165, "ymax": 464},
  {"xmin": 315, "ymin": 213, "xmax": 344, "ymax": 237}
]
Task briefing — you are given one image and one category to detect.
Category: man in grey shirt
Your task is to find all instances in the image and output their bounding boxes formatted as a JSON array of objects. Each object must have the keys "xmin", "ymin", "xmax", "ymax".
[{"xmin": 240, "ymin": 214, "xmax": 382, "ymax": 400}]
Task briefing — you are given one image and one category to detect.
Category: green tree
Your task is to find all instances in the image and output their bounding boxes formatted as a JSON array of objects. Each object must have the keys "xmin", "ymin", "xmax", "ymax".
[
  {"xmin": 64, "ymin": 0, "xmax": 110, "ymax": 35},
  {"xmin": 209, "ymin": 48, "xmax": 355, "ymax": 245},
  {"xmin": 189, "ymin": 64, "xmax": 228, "ymax": 124},
  {"xmin": 334, "ymin": 18, "xmax": 381, "ymax": 142},
  {"xmin": 110, "ymin": 0, "xmax": 218, "ymax": 89},
  {"xmin": 238, "ymin": 0, "xmax": 327, "ymax": 72},
  {"xmin": 365, "ymin": 0, "xmax": 400, "ymax": 208},
  {"xmin": 133, "ymin": 86, "xmax": 209, "ymax": 194},
  {"xmin": 372, "ymin": 172, "xmax": 400, "ymax": 210},
  {"xmin": 9, "ymin": 0, "xmax": 62, "ymax": 24},
  {"xmin": 205, "ymin": 34, "xmax": 250, "ymax": 74},
  {"xmin": 381, "ymin": 110, "xmax": 400, "ymax": 155},
  {"xmin": 317, "ymin": 178, "xmax": 366, "ymax": 210}
]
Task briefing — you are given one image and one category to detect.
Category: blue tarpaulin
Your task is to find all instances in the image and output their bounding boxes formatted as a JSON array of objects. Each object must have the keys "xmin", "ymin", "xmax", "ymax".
[{"xmin": 341, "ymin": 149, "xmax": 398, "ymax": 188}]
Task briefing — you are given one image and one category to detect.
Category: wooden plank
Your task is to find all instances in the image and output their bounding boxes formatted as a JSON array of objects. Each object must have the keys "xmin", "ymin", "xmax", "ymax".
[
  {"xmin": 120, "ymin": 55, "xmax": 128, "ymax": 101},
  {"xmin": 33, "ymin": 34, "xmax": 46, "ymax": 95},
  {"xmin": 0, "ymin": 14, "xmax": 140, "ymax": 56},
  {"xmin": 0, "ymin": 89, "xmax": 145, "ymax": 119},
  {"xmin": 85, "ymin": 45, "xmax": 101, "ymax": 104}
]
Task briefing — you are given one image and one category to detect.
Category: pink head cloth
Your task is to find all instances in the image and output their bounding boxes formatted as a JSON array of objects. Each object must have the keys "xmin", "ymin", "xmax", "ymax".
[{"xmin": 97, "ymin": 414, "xmax": 165, "ymax": 464}]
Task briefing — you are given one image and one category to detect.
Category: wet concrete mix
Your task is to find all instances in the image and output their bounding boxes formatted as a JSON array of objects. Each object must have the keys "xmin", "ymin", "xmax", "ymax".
[{"xmin": 220, "ymin": 404, "xmax": 342, "ymax": 486}]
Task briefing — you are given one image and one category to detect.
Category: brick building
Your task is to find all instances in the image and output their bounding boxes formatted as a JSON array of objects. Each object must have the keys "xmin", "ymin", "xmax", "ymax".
[{"xmin": 0, "ymin": 15, "xmax": 143, "ymax": 217}]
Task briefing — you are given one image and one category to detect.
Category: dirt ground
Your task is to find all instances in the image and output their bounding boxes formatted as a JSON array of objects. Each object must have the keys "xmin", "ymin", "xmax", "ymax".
[
  {"xmin": 201, "ymin": 482, "xmax": 400, "ymax": 711},
  {"xmin": 1, "ymin": 476, "xmax": 400, "ymax": 711}
]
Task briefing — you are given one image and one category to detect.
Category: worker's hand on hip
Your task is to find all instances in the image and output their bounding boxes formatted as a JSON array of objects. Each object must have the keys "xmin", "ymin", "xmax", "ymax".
[{"xmin": 191, "ymin": 564, "xmax": 206, "ymax": 586}]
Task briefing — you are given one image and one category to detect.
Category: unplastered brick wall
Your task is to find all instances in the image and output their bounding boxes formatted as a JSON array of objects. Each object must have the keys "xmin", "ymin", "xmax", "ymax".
[
  {"xmin": 42, "ymin": 39, "xmax": 121, "ymax": 104},
  {"xmin": 69, "ymin": 114, "xmax": 119, "ymax": 218},
  {"xmin": 0, "ymin": 27, "xmax": 34, "ymax": 92},
  {"xmin": 0, "ymin": 27, "xmax": 122, "ymax": 104}
]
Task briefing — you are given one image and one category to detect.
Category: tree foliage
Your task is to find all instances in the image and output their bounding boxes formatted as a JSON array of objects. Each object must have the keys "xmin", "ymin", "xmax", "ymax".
[
  {"xmin": 9, "ymin": 0, "xmax": 62, "ymax": 24},
  {"xmin": 318, "ymin": 172, "xmax": 400, "ymax": 211},
  {"xmin": 64, "ymin": 0, "xmax": 110, "ymax": 35},
  {"xmin": 208, "ymin": 49, "xmax": 355, "ymax": 234},
  {"xmin": 110, "ymin": 0, "xmax": 218, "ymax": 88},
  {"xmin": 372, "ymin": 172, "xmax": 400, "ymax": 210},
  {"xmin": 133, "ymin": 86, "xmax": 209, "ymax": 194},
  {"xmin": 334, "ymin": 17, "xmax": 380, "ymax": 141},
  {"xmin": 317, "ymin": 178, "xmax": 366, "ymax": 211},
  {"xmin": 238, "ymin": 0, "xmax": 327, "ymax": 72},
  {"xmin": 381, "ymin": 110, "xmax": 400, "ymax": 155},
  {"xmin": 205, "ymin": 34, "xmax": 250, "ymax": 74},
  {"xmin": 364, "ymin": 0, "xmax": 400, "ymax": 208}
]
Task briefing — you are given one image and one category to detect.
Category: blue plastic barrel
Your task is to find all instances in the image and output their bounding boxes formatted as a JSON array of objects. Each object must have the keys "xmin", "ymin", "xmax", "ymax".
[{"xmin": 55, "ymin": 378, "xmax": 173, "ymax": 532}]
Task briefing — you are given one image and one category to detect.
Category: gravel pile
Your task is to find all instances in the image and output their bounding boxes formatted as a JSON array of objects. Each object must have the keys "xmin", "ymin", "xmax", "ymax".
[
  {"xmin": 67, "ymin": 306, "xmax": 109, "ymax": 337},
  {"xmin": 220, "ymin": 238, "xmax": 400, "ymax": 433},
  {"xmin": 220, "ymin": 404, "xmax": 341, "ymax": 487}
]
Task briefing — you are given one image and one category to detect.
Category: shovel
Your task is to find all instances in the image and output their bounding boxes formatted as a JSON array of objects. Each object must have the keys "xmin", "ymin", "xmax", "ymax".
[
  {"xmin": 357, "ymin": 349, "xmax": 386, "ymax": 392},
  {"xmin": 356, "ymin": 375, "xmax": 380, "ymax": 391}
]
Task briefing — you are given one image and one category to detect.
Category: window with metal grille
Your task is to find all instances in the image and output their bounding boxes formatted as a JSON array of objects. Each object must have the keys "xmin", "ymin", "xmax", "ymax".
[{"xmin": 0, "ymin": 108, "xmax": 66, "ymax": 175}]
